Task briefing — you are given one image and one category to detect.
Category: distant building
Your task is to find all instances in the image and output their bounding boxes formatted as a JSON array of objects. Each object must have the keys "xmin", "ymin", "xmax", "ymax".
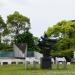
[{"xmin": 13, "ymin": 43, "xmax": 27, "ymax": 58}]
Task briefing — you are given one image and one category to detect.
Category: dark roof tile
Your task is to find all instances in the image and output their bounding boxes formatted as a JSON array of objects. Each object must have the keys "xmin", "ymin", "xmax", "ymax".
[{"xmin": 16, "ymin": 43, "xmax": 27, "ymax": 53}]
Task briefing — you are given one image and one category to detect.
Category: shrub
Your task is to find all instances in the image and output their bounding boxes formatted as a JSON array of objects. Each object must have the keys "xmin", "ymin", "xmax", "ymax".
[
  {"xmin": 0, "ymin": 43, "xmax": 12, "ymax": 51},
  {"xmin": 51, "ymin": 48, "xmax": 75, "ymax": 59}
]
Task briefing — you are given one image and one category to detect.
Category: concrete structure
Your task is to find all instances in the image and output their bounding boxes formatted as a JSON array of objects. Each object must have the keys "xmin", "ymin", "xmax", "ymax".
[
  {"xmin": 13, "ymin": 43, "xmax": 27, "ymax": 58},
  {"xmin": 55, "ymin": 57, "xmax": 67, "ymax": 69},
  {"xmin": 0, "ymin": 59, "xmax": 24, "ymax": 65},
  {"xmin": 25, "ymin": 51, "xmax": 43, "ymax": 69},
  {"xmin": 71, "ymin": 51, "xmax": 75, "ymax": 63},
  {"xmin": 51, "ymin": 58, "xmax": 54, "ymax": 64},
  {"xmin": 0, "ymin": 43, "xmax": 27, "ymax": 65}
]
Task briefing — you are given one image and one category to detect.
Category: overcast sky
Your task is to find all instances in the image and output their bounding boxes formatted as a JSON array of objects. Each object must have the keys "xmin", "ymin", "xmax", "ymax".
[{"xmin": 0, "ymin": 0, "xmax": 75, "ymax": 37}]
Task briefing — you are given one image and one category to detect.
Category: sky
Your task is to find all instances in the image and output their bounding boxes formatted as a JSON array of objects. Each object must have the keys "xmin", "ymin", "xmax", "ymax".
[{"xmin": 0, "ymin": 0, "xmax": 75, "ymax": 37}]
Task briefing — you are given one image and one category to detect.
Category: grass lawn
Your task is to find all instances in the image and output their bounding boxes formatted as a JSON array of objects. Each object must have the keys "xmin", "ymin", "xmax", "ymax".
[{"xmin": 0, "ymin": 64, "xmax": 75, "ymax": 75}]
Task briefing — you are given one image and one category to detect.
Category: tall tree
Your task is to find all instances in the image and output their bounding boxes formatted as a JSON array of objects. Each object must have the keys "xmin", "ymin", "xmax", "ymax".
[
  {"xmin": 15, "ymin": 31, "xmax": 35, "ymax": 50},
  {"xmin": 0, "ymin": 15, "xmax": 6, "ymax": 43},
  {"xmin": 7, "ymin": 11, "xmax": 30, "ymax": 36},
  {"xmin": 46, "ymin": 20, "xmax": 75, "ymax": 57},
  {"xmin": 47, "ymin": 20, "xmax": 75, "ymax": 38}
]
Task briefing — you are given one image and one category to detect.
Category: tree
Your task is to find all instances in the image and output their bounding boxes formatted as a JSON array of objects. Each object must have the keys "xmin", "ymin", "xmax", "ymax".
[
  {"xmin": 2, "ymin": 27, "xmax": 10, "ymax": 36},
  {"xmin": 33, "ymin": 36, "xmax": 41, "ymax": 52},
  {"xmin": 47, "ymin": 20, "xmax": 75, "ymax": 39},
  {"xmin": 0, "ymin": 15, "xmax": 6, "ymax": 43},
  {"xmin": 46, "ymin": 20, "xmax": 75, "ymax": 58},
  {"xmin": 7, "ymin": 11, "xmax": 30, "ymax": 36},
  {"xmin": 46, "ymin": 27, "xmax": 53, "ymax": 36},
  {"xmin": 14, "ymin": 31, "xmax": 35, "ymax": 51},
  {"xmin": 33, "ymin": 36, "xmax": 39, "ymax": 45}
]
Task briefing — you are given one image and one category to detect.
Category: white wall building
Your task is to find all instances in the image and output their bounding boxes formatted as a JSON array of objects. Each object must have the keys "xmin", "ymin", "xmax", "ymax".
[{"xmin": 13, "ymin": 43, "xmax": 27, "ymax": 58}]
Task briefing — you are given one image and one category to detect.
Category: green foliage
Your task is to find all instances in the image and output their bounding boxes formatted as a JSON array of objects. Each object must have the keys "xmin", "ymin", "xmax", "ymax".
[
  {"xmin": 15, "ymin": 32, "xmax": 35, "ymax": 51},
  {"xmin": 46, "ymin": 27, "xmax": 53, "ymax": 36},
  {"xmin": 7, "ymin": 11, "xmax": 30, "ymax": 24},
  {"xmin": 33, "ymin": 36, "xmax": 41, "ymax": 52},
  {"xmin": 7, "ymin": 11, "xmax": 30, "ymax": 35},
  {"xmin": 55, "ymin": 38, "xmax": 74, "ymax": 50},
  {"xmin": 0, "ymin": 15, "xmax": 6, "ymax": 28},
  {"xmin": 0, "ymin": 43, "xmax": 12, "ymax": 50},
  {"xmin": 61, "ymin": 48, "xmax": 74, "ymax": 57},
  {"xmin": 33, "ymin": 36, "xmax": 39, "ymax": 45},
  {"xmin": 2, "ymin": 27, "xmax": 10, "ymax": 36},
  {"xmin": 51, "ymin": 48, "xmax": 74, "ymax": 59},
  {"xmin": 46, "ymin": 20, "xmax": 75, "ymax": 58},
  {"xmin": 0, "ymin": 16, "xmax": 7, "ymax": 43},
  {"xmin": 46, "ymin": 20, "xmax": 75, "ymax": 38}
]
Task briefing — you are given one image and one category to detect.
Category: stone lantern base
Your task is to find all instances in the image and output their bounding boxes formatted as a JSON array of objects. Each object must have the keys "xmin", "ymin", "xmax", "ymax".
[{"xmin": 40, "ymin": 57, "xmax": 52, "ymax": 69}]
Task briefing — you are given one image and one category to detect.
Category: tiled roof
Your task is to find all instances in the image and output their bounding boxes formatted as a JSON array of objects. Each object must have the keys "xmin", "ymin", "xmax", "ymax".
[{"xmin": 16, "ymin": 43, "xmax": 27, "ymax": 53}]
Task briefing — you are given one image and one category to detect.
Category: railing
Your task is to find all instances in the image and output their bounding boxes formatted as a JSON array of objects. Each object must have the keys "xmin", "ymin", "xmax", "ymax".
[{"xmin": 0, "ymin": 50, "xmax": 14, "ymax": 57}]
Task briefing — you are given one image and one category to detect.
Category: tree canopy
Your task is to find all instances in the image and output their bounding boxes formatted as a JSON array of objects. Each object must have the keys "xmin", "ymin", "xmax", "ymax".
[
  {"xmin": 0, "ymin": 16, "xmax": 6, "ymax": 28},
  {"xmin": 0, "ymin": 11, "xmax": 31, "ymax": 50},
  {"xmin": 14, "ymin": 31, "xmax": 35, "ymax": 51},
  {"xmin": 7, "ymin": 11, "xmax": 30, "ymax": 35},
  {"xmin": 0, "ymin": 15, "xmax": 6, "ymax": 43},
  {"xmin": 46, "ymin": 20, "xmax": 75, "ymax": 38},
  {"xmin": 46, "ymin": 20, "xmax": 75, "ymax": 58}
]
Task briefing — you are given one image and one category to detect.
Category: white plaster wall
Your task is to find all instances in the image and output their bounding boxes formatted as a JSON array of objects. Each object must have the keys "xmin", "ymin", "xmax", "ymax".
[
  {"xmin": 34, "ymin": 51, "xmax": 43, "ymax": 59},
  {"xmin": 13, "ymin": 44, "xmax": 25, "ymax": 58}
]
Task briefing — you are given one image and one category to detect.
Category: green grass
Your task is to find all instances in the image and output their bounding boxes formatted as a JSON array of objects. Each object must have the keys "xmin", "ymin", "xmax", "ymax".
[{"xmin": 0, "ymin": 64, "xmax": 75, "ymax": 75}]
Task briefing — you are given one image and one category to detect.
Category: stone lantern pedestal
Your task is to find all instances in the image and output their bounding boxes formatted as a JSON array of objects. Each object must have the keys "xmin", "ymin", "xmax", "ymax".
[
  {"xmin": 40, "ymin": 56, "xmax": 52, "ymax": 69},
  {"xmin": 38, "ymin": 34, "xmax": 57, "ymax": 69}
]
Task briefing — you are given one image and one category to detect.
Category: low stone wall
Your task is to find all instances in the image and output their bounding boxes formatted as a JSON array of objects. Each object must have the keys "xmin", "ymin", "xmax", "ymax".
[{"xmin": 0, "ymin": 59, "xmax": 24, "ymax": 65}]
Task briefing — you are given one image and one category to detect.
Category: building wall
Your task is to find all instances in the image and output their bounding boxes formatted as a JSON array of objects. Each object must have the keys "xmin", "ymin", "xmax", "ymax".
[
  {"xmin": 34, "ymin": 51, "xmax": 43, "ymax": 59},
  {"xmin": 13, "ymin": 44, "xmax": 25, "ymax": 58}
]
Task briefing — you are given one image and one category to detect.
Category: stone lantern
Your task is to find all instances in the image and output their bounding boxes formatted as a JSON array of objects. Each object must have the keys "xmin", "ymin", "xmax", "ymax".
[{"xmin": 38, "ymin": 34, "xmax": 57, "ymax": 69}]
